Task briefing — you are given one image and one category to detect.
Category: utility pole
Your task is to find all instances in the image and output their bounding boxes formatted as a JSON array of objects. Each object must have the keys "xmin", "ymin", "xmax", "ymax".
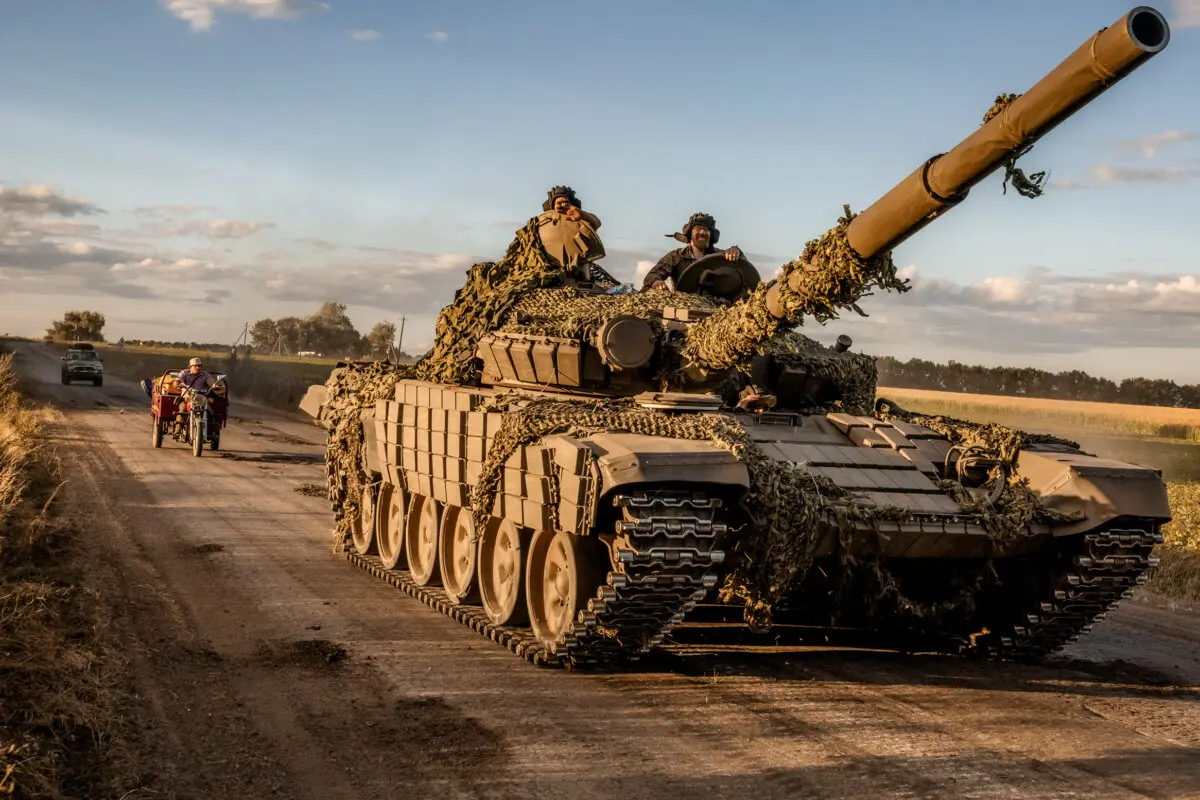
[{"xmin": 396, "ymin": 315, "xmax": 406, "ymax": 362}]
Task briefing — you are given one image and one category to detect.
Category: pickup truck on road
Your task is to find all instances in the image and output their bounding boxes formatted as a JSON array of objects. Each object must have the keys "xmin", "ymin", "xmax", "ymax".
[{"xmin": 61, "ymin": 342, "xmax": 104, "ymax": 386}]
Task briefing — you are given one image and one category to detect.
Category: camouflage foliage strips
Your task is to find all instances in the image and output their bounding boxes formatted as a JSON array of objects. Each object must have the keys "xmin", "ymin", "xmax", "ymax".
[
  {"xmin": 681, "ymin": 205, "xmax": 910, "ymax": 376},
  {"xmin": 315, "ymin": 207, "xmax": 1081, "ymax": 627}
]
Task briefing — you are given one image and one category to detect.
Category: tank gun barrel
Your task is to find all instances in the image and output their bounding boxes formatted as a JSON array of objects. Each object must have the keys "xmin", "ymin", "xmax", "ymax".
[
  {"xmin": 842, "ymin": 5, "xmax": 1169, "ymax": 261},
  {"xmin": 683, "ymin": 6, "xmax": 1170, "ymax": 375}
]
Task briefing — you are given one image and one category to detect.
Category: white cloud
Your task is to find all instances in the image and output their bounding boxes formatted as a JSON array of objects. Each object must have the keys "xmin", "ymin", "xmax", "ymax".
[
  {"xmin": 634, "ymin": 260, "xmax": 654, "ymax": 285},
  {"xmin": 1114, "ymin": 130, "xmax": 1200, "ymax": 159},
  {"xmin": 1171, "ymin": 0, "xmax": 1200, "ymax": 28},
  {"xmin": 349, "ymin": 29, "xmax": 381, "ymax": 41},
  {"xmin": 132, "ymin": 204, "xmax": 213, "ymax": 217},
  {"xmin": 0, "ymin": 184, "xmax": 102, "ymax": 217},
  {"xmin": 1091, "ymin": 163, "xmax": 1199, "ymax": 185},
  {"xmin": 162, "ymin": 0, "xmax": 330, "ymax": 32},
  {"xmin": 425, "ymin": 31, "xmax": 449, "ymax": 43},
  {"xmin": 842, "ymin": 264, "xmax": 1200, "ymax": 359},
  {"xmin": 1154, "ymin": 275, "xmax": 1200, "ymax": 295},
  {"xmin": 138, "ymin": 217, "xmax": 276, "ymax": 239},
  {"xmin": 111, "ymin": 257, "xmax": 233, "ymax": 279},
  {"xmin": 979, "ymin": 276, "xmax": 1029, "ymax": 303}
]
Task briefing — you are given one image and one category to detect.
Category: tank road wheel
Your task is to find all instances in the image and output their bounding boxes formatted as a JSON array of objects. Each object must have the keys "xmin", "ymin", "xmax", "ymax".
[
  {"xmin": 526, "ymin": 530, "xmax": 605, "ymax": 650},
  {"xmin": 350, "ymin": 481, "xmax": 379, "ymax": 556},
  {"xmin": 405, "ymin": 496, "xmax": 442, "ymax": 586},
  {"xmin": 438, "ymin": 506, "xmax": 479, "ymax": 605},
  {"xmin": 375, "ymin": 482, "xmax": 409, "ymax": 570},
  {"xmin": 152, "ymin": 414, "xmax": 163, "ymax": 448},
  {"xmin": 478, "ymin": 519, "xmax": 530, "ymax": 627}
]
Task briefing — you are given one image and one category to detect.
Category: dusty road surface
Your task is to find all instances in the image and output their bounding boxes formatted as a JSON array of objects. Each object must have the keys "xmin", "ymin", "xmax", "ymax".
[{"xmin": 11, "ymin": 341, "xmax": 1200, "ymax": 800}]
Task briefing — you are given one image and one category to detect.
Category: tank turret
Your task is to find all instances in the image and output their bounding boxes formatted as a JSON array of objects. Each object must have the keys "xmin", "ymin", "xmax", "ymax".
[{"xmin": 300, "ymin": 8, "xmax": 1174, "ymax": 669}]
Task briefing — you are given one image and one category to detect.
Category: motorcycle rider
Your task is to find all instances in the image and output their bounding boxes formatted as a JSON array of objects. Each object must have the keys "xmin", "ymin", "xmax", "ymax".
[{"xmin": 178, "ymin": 357, "xmax": 216, "ymax": 392}]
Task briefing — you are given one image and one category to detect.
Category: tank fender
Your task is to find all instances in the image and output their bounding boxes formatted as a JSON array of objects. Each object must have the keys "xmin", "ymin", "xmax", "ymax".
[
  {"xmin": 299, "ymin": 384, "xmax": 330, "ymax": 422},
  {"xmin": 1016, "ymin": 450, "xmax": 1171, "ymax": 535},
  {"xmin": 577, "ymin": 431, "xmax": 750, "ymax": 494}
]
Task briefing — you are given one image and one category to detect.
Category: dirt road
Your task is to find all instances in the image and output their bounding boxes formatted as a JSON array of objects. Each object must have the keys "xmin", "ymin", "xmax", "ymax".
[{"xmin": 12, "ymin": 341, "xmax": 1200, "ymax": 800}]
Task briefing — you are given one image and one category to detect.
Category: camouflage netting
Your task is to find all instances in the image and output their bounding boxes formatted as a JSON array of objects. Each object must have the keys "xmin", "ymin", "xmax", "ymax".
[
  {"xmin": 761, "ymin": 330, "xmax": 879, "ymax": 416},
  {"xmin": 681, "ymin": 205, "xmax": 910, "ymax": 375},
  {"xmin": 875, "ymin": 397, "xmax": 1084, "ymax": 547},
  {"xmin": 412, "ymin": 218, "xmax": 563, "ymax": 385},
  {"xmin": 317, "ymin": 361, "xmax": 413, "ymax": 550},
  {"xmin": 982, "ymin": 92, "xmax": 1048, "ymax": 199},
  {"xmin": 466, "ymin": 393, "xmax": 991, "ymax": 631},
  {"xmin": 462, "ymin": 390, "xmax": 1095, "ymax": 630},
  {"xmin": 500, "ymin": 287, "xmax": 721, "ymax": 339}
]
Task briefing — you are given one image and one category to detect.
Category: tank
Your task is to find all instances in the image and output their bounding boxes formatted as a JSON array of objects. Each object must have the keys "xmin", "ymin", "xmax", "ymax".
[{"xmin": 300, "ymin": 6, "xmax": 1174, "ymax": 668}]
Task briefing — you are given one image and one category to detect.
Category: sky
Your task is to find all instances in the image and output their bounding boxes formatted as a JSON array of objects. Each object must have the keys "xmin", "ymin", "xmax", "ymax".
[{"xmin": 1, "ymin": 0, "xmax": 1198, "ymax": 382}]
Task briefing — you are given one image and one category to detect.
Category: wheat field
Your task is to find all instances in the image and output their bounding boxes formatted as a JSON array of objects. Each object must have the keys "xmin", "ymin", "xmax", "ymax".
[{"xmin": 878, "ymin": 386, "xmax": 1200, "ymax": 443}]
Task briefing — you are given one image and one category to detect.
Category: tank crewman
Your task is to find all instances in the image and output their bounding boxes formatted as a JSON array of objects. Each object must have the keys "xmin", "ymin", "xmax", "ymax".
[
  {"xmin": 535, "ymin": 185, "xmax": 608, "ymax": 283},
  {"xmin": 642, "ymin": 212, "xmax": 742, "ymax": 291}
]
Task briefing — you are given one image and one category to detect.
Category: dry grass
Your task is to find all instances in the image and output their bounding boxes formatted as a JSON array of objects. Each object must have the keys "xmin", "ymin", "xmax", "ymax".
[
  {"xmin": 1148, "ymin": 482, "xmax": 1200, "ymax": 606},
  {"xmin": 878, "ymin": 386, "xmax": 1200, "ymax": 443},
  {"xmin": 0, "ymin": 350, "xmax": 130, "ymax": 798}
]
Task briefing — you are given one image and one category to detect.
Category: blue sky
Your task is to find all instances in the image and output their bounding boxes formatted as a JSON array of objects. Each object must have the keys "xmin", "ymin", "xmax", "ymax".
[{"xmin": 1, "ymin": 0, "xmax": 1198, "ymax": 381}]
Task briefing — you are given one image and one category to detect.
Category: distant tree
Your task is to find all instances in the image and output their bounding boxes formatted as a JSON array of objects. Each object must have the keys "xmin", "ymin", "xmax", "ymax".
[
  {"xmin": 46, "ymin": 310, "xmax": 106, "ymax": 342},
  {"xmin": 304, "ymin": 302, "xmax": 362, "ymax": 356},
  {"xmin": 249, "ymin": 318, "xmax": 279, "ymax": 351},
  {"xmin": 364, "ymin": 321, "xmax": 397, "ymax": 359},
  {"xmin": 274, "ymin": 316, "xmax": 304, "ymax": 354}
]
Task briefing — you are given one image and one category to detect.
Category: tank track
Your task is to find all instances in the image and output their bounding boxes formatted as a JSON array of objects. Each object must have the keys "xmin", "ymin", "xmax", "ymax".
[
  {"xmin": 545, "ymin": 490, "xmax": 724, "ymax": 668},
  {"xmin": 339, "ymin": 489, "xmax": 724, "ymax": 670},
  {"xmin": 965, "ymin": 524, "xmax": 1163, "ymax": 660}
]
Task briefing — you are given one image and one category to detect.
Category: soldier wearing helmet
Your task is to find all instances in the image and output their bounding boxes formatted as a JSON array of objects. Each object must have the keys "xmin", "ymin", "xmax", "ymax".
[
  {"xmin": 536, "ymin": 185, "xmax": 610, "ymax": 285},
  {"xmin": 642, "ymin": 212, "xmax": 743, "ymax": 291}
]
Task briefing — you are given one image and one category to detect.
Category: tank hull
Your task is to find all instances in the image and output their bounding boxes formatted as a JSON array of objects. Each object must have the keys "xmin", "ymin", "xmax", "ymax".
[{"xmin": 305, "ymin": 374, "xmax": 1168, "ymax": 668}]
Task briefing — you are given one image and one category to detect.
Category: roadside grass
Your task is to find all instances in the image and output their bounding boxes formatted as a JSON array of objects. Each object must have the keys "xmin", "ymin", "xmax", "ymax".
[
  {"xmin": 0, "ymin": 349, "xmax": 131, "ymax": 798},
  {"xmin": 1153, "ymin": 482, "xmax": 1200, "ymax": 607},
  {"xmin": 878, "ymin": 386, "xmax": 1200, "ymax": 443}
]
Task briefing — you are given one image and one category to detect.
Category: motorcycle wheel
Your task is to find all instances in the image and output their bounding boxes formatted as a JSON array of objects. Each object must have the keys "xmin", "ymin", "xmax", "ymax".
[{"xmin": 191, "ymin": 417, "xmax": 204, "ymax": 457}]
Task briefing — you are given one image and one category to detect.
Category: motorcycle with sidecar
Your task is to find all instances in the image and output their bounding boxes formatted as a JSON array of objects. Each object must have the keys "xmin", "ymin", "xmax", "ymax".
[{"xmin": 145, "ymin": 369, "xmax": 229, "ymax": 456}]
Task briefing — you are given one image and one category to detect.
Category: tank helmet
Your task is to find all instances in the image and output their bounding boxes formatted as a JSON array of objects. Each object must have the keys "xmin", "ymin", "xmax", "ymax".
[
  {"xmin": 667, "ymin": 212, "xmax": 720, "ymax": 245},
  {"xmin": 543, "ymin": 185, "xmax": 583, "ymax": 212}
]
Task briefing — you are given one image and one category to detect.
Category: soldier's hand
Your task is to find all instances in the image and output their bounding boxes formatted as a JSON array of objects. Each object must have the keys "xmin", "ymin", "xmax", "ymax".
[
  {"xmin": 651, "ymin": 280, "xmax": 666, "ymax": 290},
  {"xmin": 724, "ymin": 246, "xmax": 742, "ymax": 262},
  {"xmin": 564, "ymin": 205, "xmax": 581, "ymax": 221}
]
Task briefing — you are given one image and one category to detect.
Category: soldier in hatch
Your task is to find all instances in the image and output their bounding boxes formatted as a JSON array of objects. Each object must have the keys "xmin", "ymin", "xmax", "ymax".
[
  {"xmin": 535, "ymin": 185, "xmax": 610, "ymax": 285},
  {"xmin": 642, "ymin": 212, "xmax": 743, "ymax": 291}
]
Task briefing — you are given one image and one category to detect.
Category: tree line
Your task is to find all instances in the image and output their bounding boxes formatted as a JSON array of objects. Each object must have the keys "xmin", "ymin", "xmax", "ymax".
[
  {"xmin": 248, "ymin": 302, "xmax": 411, "ymax": 360},
  {"xmin": 44, "ymin": 308, "xmax": 1198, "ymax": 407},
  {"xmin": 877, "ymin": 356, "xmax": 1200, "ymax": 409}
]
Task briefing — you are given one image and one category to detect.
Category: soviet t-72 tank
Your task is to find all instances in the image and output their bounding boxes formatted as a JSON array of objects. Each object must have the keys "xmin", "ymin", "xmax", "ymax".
[{"xmin": 301, "ymin": 6, "xmax": 1174, "ymax": 668}]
